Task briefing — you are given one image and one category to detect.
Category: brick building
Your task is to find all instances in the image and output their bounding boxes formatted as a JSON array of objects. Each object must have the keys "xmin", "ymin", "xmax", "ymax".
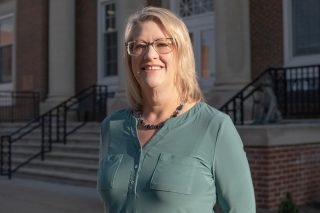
[{"xmin": 0, "ymin": 0, "xmax": 319, "ymax": 212}]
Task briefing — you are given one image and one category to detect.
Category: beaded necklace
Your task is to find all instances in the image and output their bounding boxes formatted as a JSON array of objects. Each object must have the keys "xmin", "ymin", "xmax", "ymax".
[{"xmin": 133, "ymin": 102, "xmax": 185, "ymax": 129}]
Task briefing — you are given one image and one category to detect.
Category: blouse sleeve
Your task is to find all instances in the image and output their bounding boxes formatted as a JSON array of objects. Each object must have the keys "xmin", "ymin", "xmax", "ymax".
[{"xmin": 214, "ymin": 115, "xmax": 256, "ymax": 213}]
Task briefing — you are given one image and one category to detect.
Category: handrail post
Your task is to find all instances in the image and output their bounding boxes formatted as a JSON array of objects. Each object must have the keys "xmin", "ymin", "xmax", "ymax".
[
  {"xmin": 105, "ymin": 86, "xmax": 108, "ymax": 117},
  {"xmin": 0, "ymin": 135, "xmax": 12, "ymax": 179},
  {"xmin": 56, "ymin": 107, "xmax": 60, "ymax": 142},
  {"xmin": 8, "ymin": 136, "xmax": 12, "ymax": 179},
  {"xmin": 48, "ymin": 111, "xmax": 52, "ymax": 152},
  {"xmin": 63, "ymin": 103, "xmax": 67, "ymax": 144},
  {"xmin": 0, "ymin": 136, "xmax": 3, "ymax": 176},
  {"xmin": 11, "ymin": 92, "xmax": 14, "ymax": 122},
  {"xmin": 98, "ymin": 86, "xmax": 102, "ymax": 119},
  {"xmin": 283, "ymin": 68, "xmax": 288, "ymax": 118},
  {"xmin": 318, "ymin": 65, "xmax": 320, "ymax": 113},
  {"xmin": 232, "ymin": 99, "xmax": 237, "ymax": 124},
  {"xmin": 92, "ymin": 87, "xmax": 96, "ymax": 120},
  {"xmin": 34, "ymin": 93, "xmax": 40, "ymax": 118},
  {"xmin": 41, "ymin": 116, "xmax": 45, "ymax": 161},
  {"xmin": 240, "ymin": 93, "xmax": 244, "ymax": 125}
]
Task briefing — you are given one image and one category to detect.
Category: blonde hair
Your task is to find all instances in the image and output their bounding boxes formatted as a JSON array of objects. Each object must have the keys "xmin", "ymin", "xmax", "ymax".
[{"xmin": 124, "ymin": 6, "xmax": 204, "ymax": 110}]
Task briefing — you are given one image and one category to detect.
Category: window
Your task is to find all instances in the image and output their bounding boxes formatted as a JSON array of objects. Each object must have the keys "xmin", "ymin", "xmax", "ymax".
[
  {"xmin": 103, "ymin": 2, "xmax": 117, "ymax": 77},
  {"xmin": 283, "ymin": 0, "xmax": 320, "ymax": 66},
  {"xmin": 292, "ymin": 0, "xmax": 320, "ymax": 56},
  {"xmin": 171, "ymin": 0, "xmax": 215, "ymax": 92},
  {"xmin": 0, "ymin": 16, "xmax": 13, "ymax": 84},
  {"xmin": 98, "ymin": 0, "xmax": 119, "ymax": 89}
]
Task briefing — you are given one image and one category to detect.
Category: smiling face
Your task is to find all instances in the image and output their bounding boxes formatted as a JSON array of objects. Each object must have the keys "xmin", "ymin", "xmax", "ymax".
[{"xmin": 130, "ymin": 21, "xmax": 177, "ymax": 92}]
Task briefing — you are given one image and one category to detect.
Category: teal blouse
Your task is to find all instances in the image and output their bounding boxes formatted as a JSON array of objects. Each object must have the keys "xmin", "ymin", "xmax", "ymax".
[{"xmin": 97, "ymin": 102, "xmax": 255, "ymax": 213}]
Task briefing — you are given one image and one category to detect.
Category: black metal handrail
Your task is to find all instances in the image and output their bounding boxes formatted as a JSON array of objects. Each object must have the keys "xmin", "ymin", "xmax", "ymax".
[
  {"xmin": 219, "ymin": 64, "xmax": 320, "ymax": 125},
  {"xmin": 0, "ymin": 85, "xmax": 109, "ymax": 179},
  {"xmin": 0, "ymin": 91, "xmax": 39, "ymax": 122}
]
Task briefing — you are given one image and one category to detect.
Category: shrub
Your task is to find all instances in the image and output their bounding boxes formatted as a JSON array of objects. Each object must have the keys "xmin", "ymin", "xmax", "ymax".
[{"xmin": 278, "ymin": 192, "xmax": 299, "ymax": 213}]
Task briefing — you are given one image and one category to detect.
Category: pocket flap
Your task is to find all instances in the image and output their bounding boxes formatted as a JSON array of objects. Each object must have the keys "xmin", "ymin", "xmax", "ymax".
[{"xmin": 150, "ymin": 153, "xmax": 197, "ymax": 194}]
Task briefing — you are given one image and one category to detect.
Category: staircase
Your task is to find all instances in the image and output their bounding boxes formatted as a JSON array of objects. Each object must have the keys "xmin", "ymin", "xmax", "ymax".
[
  {"xmin": 0, "ymin": 85, "xmax": 108, "ymax": 186},
  {"xmin": 9, "ymin": 122, "xmax": 100, "ymax": 187}
]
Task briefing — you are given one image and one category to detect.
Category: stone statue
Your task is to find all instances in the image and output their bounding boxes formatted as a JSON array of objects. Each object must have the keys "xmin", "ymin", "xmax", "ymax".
[{"xmin": 253, "ymin": 75, "xmax": 282, "ymax": 124}]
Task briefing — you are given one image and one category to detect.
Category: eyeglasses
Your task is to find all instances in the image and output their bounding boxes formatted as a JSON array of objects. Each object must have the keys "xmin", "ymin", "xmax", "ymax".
[{"xmin": 126, "ymin": 38, "xmax": 175, "ymax": 56}]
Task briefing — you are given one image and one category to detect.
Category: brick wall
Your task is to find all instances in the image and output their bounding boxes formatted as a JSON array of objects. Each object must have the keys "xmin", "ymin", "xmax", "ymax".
[
  {"xmin": 246, "ymin": 144, "xmax": 320, "ymax": 210},
  {"xmin": 16, "ymin": 0, "xmax": 48, "ymax": 100},
  {"xmin": 75, "ymin": 0, "xmax": 97, "ymax": 92},
  {"xmin": 249, "ymin": 0, "xmax": 284, "ymax": 78}
]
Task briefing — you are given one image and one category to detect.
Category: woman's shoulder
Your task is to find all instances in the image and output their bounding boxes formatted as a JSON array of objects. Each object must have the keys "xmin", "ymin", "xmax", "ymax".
[{"xmin": 198, "ymin": 102, "xmax": 230, "ymax": 122}]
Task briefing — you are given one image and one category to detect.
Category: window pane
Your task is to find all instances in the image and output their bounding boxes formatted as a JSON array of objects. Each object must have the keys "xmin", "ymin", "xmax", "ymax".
[
  {"xmin": 104, "ymin": 31, "xmax": 117, "ymax": 76},
  {"xmin": 103, "ymin": 2, "xmax": 117, "ymax": 77},
  {"xmin": 0, "ymin": 18, "xmax": 13, "ymax": 45},
  {"xmin": 0, "ymin": 45, "xmax": 12, "ymax": 83},
  {"xmin": 105, "ymin": 3, "xmax": 116, "ymax": 32},
  {"xmin": 292, "ymin": 0, "xmax": 320, "ymax": 56},
  {"xmin": 0, "ymin": 17, "xmax": 13, "ymax": 83}
]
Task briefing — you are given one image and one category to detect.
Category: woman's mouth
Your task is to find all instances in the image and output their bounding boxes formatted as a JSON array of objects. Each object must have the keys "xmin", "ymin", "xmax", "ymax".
[
  {"xmin": 142, "ymin": 65, "xmax": 163, "ymax": 70},
  {"xmin": 141, "ymin": 65, "xmax": 164, "ymax": 73}
]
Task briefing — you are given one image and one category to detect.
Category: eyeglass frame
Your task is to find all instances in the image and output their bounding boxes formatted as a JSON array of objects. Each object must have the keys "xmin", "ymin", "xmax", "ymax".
[{"xmin": 125, "ymin": 37, "xmax": 176, "ymax": 56}]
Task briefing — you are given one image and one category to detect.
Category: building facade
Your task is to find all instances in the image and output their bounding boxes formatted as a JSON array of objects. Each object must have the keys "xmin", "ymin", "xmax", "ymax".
[
  {"xmin": 2, "ymin": 0, "xmax": 319, "ymax": 108},
  {"xmin": 0, "ymin": 0, "xmax": 320, "ymax": 211}
]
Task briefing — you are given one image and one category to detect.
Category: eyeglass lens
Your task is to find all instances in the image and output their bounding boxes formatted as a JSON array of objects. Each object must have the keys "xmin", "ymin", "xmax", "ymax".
[{"xmin": 128, "ymin": 38, "xmax": 173, "ymax": 56}]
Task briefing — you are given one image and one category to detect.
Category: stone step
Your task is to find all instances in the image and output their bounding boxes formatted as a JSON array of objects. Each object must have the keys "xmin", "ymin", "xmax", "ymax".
[
  {"xmin": 15, "ymin": 167, "xmax": 97, "ymax": 187},
  {"xmin": 17, "ymin": 134, "xmax": 100, "ymax": 143},
  {"xmin": 0, "ymin": 123, "xmax": 30, "ymax": 135},
  {"xmin": 10, "ymin": 139, "xmax": 99, "ymax": 148},
  {"xmin": 12, "ymin": 142, "xmax": 99, "ymax": 155},
  {"xmin": 0, "ymin": 122, "xmax": 29, "ymax": 128},
  {"xmin": 0, "ymin": 122, "xmax": 101, "ymax": 135},
  {"xmin": 12, "ymin": 149, "xmax": 99, "ymax": 164},
  {"xmin": 13, "ymin": 158, "xmax": 98, "ymax": 175}
]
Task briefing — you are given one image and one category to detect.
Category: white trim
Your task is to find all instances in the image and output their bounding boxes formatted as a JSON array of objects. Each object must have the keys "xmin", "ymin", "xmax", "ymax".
[
  {"xmin": 97, "ymin": 0, "xmax": 119, "ymax": 92},
  {"xmin": 283, "ymin": 0, "xmax": 320, "ymax": 67},
  {"xmin": 0, "ymin": 13, "xmax": 15, "ymax": 91}
]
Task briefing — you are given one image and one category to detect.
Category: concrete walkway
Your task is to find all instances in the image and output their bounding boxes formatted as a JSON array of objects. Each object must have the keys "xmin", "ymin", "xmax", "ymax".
[
  {"xmin": 0, "ymin": 178, "xmax": 104, "ymax": 213},
  {"xmin": 1, "ymin": 177, "xmax": 319, "ymax": 213}
]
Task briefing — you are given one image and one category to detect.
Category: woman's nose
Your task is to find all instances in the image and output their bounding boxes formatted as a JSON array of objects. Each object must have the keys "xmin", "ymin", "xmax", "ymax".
[{"xmin": 143, "ymin": 44, "xmax": 159, "ymax": 59}]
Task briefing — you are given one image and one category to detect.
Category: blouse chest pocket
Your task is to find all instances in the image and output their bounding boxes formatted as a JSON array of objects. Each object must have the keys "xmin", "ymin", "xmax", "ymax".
[
  {"xmin": 150, "ymin": 153, "xmax": 197, "ymax": 195},
  {"xmin": 98, "ymin": 154, "xmax": 123, "ymax": 190}
]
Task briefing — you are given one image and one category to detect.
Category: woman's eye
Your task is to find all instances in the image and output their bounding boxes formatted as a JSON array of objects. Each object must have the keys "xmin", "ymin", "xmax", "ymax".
[
  {"xmin": 134, "ymin": 43, "xmax": 146, "ymax": 49},
  {"xmin": 156, "ymin": 42, "xmax": 169, "ymax": 48}
]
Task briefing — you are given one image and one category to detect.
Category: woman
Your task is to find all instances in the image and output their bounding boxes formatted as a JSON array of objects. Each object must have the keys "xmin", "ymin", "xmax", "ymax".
[{"xmin": 98, "ymin": 6, "xmax": 255, "ymax": 213}]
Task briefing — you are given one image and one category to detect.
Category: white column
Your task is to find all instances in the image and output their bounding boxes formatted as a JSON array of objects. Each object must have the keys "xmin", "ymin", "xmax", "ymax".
[
  {"xmin": 107, "ymin": 0, "xmax": 146, "ymax": 113},
  {"xmin": 117, "ymin": 0, "xmax": 146, "ymax": 92},
  {"xmin": 207, "ymin": 0, "xmax": 251, "ymax": 107},
  {"xmin": 47, "ymin": 0, "xmax": 75, "ymax": 104}
]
